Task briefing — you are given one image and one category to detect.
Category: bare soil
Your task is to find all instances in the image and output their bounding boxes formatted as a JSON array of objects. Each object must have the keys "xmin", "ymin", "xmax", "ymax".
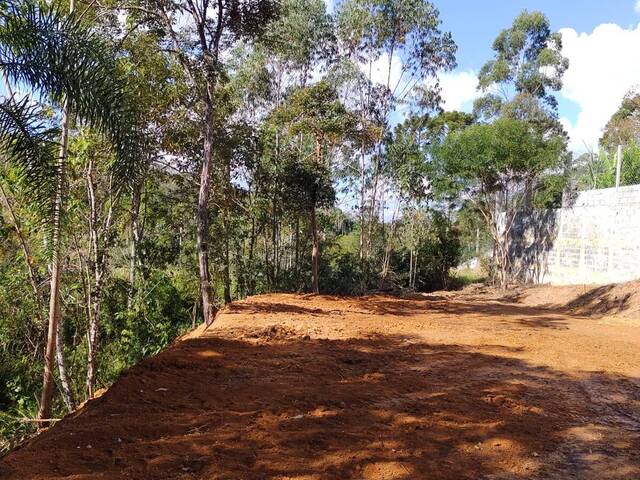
[{"xmin": 2, "ymin": 284, "xmax": 640, "ymax": 480}]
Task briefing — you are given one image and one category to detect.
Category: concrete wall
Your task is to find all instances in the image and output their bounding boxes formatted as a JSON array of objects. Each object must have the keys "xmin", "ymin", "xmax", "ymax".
[{"xmin": 509, "ymin": 185, "xmax": 640, "ymax": 285}]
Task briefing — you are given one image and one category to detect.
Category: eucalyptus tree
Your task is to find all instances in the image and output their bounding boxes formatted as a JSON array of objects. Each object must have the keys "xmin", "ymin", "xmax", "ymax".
[
  {"xmin": 247, "ymin": 0, "xmax": 335, "ymax": 290},
  {"xmin": 435, "ymin": 118, "xmax": 564, "ymax": 288},
  {"xmin": 261, "ymin": 0, "xmax": 334, "ymax": 90},
  {"xmin": 335, "ymin": 0, "xmax": 456, "ymax": 259},
  {"xmin": 272, "ymin": 81, "xmax": 357, "ymax": 293},
  {"xmin": 601, "ymin": 90, "xmax": 640, "ymax": 149},
  {"xmin": 121, "ymin": 0, "xmax": 278, "ymax": 325},
  {"xmin": 0, "ymin": 0, "xmax": 139, "ymax": 421},
  {"xmin": 474, "ymin": 10, "xmax": 569, "ymax": 134}
]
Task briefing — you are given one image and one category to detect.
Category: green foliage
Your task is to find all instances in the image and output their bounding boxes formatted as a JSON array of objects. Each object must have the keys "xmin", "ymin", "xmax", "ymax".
[
  {"xmin": 575, "ymin": 144, "xmax": 640, "ymax": 190},
  {"xmin": 1, "ymin": 0, "xmax": 585, "ymax": 455},
  {"xmin": 435, "ymin": 118, "xmax": 566, "ymax": 286},
  {"xmin": 261, "ymin": 0, "xmax": 334, "ymax": 76},
  {"xmin": 337, "ymin": 0, "xmax": 456, "ymax": 82},
  {"xmin": 392, "ymin": 210, "xmax": 461, "ymax": 291},
  {"xmin": 435, "ymin": 118, "xmax": 565, "ymax": 196},
  {"xmin": 272, "ymin": 81, "xmax": 358, "ymax": 145},
  {"xmin": 0, "ymin": 98, "xmax": 57, "ymax": 217},
  {"xmin": 476, "ymin": 9, "xmax": 568, "ymax": 114},
  {"xmin": 600, "ymin": 90, "xmax": 640, "ymax": 149},
  {"xmin": 0, "ymin": 0, "xmax": 142, "ymax": 185}
]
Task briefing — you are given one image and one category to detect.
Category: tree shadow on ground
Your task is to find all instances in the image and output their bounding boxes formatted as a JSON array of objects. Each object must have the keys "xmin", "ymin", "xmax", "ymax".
[
  {"xmin": 2, "ymin": 330, "xmax": 638, "ymax": 480},
  {"xmin": 564, "ymin": 285, "xmax": 633, "ymax": 316},
  {"xmin": 227, "ymin": 300, "xmax": 329, "ymax": 317},
  {"xmin": 359, "ymin": 297, "xmax": 572, "ymax": 331}
]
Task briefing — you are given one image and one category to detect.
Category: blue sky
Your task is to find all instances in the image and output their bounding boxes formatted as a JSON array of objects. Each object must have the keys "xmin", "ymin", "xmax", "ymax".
[
  {"xmin": 438, "ymin": 0, "xmax": 637, "ymax": 74},
  {"xmin": 430, "ymin": 0, "xmax": 640, "ymax": 153},
  {"xmin": 326, "ymin": 0, "xmax": 640, "ymax": 154}
]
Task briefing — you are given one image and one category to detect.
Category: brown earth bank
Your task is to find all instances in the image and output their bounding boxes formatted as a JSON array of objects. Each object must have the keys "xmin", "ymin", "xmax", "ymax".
[{"xmin": 1, "ymin": 286, "xmax": 640, "ymax": 480}]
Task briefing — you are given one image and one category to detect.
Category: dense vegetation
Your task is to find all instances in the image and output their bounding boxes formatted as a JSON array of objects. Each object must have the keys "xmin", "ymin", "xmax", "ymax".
[{"xmin": 1, "ymin": 0, "xmax": 634, "ymax": 450}]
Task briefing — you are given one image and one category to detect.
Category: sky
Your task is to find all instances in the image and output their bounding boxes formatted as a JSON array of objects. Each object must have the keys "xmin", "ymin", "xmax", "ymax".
[
  {"xmin": 327, "ymin": 0, "xmax": 640, "ymax": 155},
  {"xmin": 434, "ymin": 0, "xmax": 640, "ymax": 154},
  {"xmin": 5, "ymin": 1, "xmax": 637, "ymax": 157}
]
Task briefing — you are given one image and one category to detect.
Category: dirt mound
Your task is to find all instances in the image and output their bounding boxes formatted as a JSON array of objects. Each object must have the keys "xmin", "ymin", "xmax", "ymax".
[
  {"xmin": 511, "ymin": 280, "xmax": 640, "ymax": 321},
  {"xmin": 1, "ymin": 292, "xmax": 639, "ymax": 479}
]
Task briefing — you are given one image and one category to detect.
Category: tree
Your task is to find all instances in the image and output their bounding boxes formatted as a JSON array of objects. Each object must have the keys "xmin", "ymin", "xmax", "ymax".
[
  {"xmin": 123, "ymin": 0, "xmax": 278, "ymax": 325},
  {"xmin": 474, "ymin": 10, "xmax": 568, "ymax": 134},
  {"xmin": 0, "ymin": 0, "xmax": 139, "ymax": 422},
  {"xmin": 335, "ymin": 0, "xmax": 457, "ymax": 259},
  {"xmin": 272, "ymin": 81, "xmax": 357, "ymax": 293},
  {"xmin": 601, "ymin": 90, "xmax": 640, "ymax": 148},
  {"xmin": 435, "ymin": 118, "xmax": 564, "ymax": 288},
  {"xmin": 571, "ymin": 89, "xmax": 640, "ymax": 191}
]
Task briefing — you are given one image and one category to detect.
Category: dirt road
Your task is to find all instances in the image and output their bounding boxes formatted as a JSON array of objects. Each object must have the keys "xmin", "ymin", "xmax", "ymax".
[{"xmin": 2, "ymin": 289, "xmax": 639, "ymax": 479}]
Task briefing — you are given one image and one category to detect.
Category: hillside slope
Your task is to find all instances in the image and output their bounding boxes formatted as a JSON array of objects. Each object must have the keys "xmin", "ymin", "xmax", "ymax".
[{"xmin": 1, "ymin": 292, "xmax": 639, "ymax": 479}]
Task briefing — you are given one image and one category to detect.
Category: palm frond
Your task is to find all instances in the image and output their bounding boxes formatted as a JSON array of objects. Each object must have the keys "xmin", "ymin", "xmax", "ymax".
[
  {"xmin": 0, "ymin": 0, "xmax": 141, "ymax": 185},
  {"xmin": 0, "ymin": 96, "xmax": 58, "ymax": 218}
]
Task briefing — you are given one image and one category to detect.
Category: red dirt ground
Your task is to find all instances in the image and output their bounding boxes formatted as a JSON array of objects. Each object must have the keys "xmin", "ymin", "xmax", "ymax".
[{"xmin": 1, "ymin": 286, "xmax": 640, "ymax": 479}]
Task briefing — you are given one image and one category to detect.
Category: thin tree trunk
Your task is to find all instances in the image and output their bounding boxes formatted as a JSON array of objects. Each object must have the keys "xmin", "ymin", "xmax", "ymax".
[
  {"xmin": 263, "ymin": 232, "xmax": 270, "ymax": 290},
  {"xmin": 223, "ymin": 230, "xmax": 231, "ymax": 304},
  {"xmin": 38, "ymin": 96, "xmax": 70, "ymax": 424},
  {"xmin": 223, "ymin": 158, "xmax": 232, "ymax": 304},
  {"xmin": 294, "ymin": 215, "xmax": 300, "ymax": 277},
  {"xmin": 127, "ymin": 178, "xmax": 143, "ymax": 310},
  {"xmin": 0, "ymin": 185, "xmax": 75, "ymax": 410},
  {"xmin": 310, "ymin": 137, "xmax": 322, "ymax": 294},
  {"xmin": 408, "ymin": 248, "xmax": 413, "ymax": 289},
  {"xmin": 366, "ymin": 153, "xmax": 381, "ymax": 254},
  {"xmin": 271, "ymin": 202, "xmax": 277, "ymax": 287},
  {"xmin": 55, "ymin": 318, "xmax": 75, "ymax": 411},
  {"xmin": 248, "ymin": 218, "xmax": 256, "ymax": 295},
  {"xmin": 197, "ymin": 85, "xmax": 216, "ymax": 326},
  {"xmin": 85, "ymin": 165, "xmax": 116, "ymax": 399},
  {"xmin": 381, "ymin": 202, "xmax": 399, "ymax": 279},
  {"xmin": 310, "ymin": 206, "xmax": 319, "ymax": 294},
  {"xmin": 359, "ymin": 142, "xmax": 366, "ymax": 259},
  {"xmin": 0, "ymin": 185, "xmax": 43, "ymax": 315}
]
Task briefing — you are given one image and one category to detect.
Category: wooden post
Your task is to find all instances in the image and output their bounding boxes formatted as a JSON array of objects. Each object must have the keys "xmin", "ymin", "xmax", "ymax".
[{"xmin": 615, "ymin": 144, "xmax": 622, "ymax": 190}]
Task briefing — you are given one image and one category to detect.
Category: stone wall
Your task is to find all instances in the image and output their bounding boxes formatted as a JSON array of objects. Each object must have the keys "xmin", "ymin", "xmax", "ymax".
[{"xmin": 509, "ymin": 185, "xmax": 640, "ymax": 285}]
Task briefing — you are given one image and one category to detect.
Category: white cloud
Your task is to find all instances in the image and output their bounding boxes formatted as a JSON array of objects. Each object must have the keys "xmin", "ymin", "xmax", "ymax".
[
  {"xmin": 323, "ymin": 0, "xmax": 334, "ymax": 14},
  {"xmin": 438, "ymin": 70, "xmax": 479, "ymax": 111},
  {"xmin": 635, "ymin": 0, "xmax": 640, "ymax": 14},
  {"xmin": 364, "ymin": 52, "xmax": 404, "ymax": 89},
  {"xmin": 559, "ymin": 23, "xmax": 640, "ymax": 153}
]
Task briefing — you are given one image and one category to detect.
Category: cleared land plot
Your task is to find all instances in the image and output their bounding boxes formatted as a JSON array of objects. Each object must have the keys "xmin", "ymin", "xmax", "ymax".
[{"xmin": 2, "ymin": 287, "xmax": 639, "ymax": 479}]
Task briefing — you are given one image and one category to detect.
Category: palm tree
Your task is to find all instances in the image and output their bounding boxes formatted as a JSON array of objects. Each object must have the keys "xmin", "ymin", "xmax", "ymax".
[{"xmin": 0, "ymin": 0, "xmax": 139, "ymax": 423}]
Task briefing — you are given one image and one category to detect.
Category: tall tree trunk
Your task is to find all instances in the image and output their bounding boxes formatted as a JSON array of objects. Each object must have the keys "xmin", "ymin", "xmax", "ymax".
[
  {"xmin": 85, "ymin": 164, "xmax": 116, "ymax": 399},
  {"xmin": 359, "ymin": 142, "xmax": 366, "ymax": 259},
  {"xmin": 223, "ymin": 232, "xmax": 231, "ymax": 304},
  {"xmin": 37, "ymin": 97, "xmax": 70, "ymax": 424},
  {"xmin": 247, "ymin": 218, "xmax": 256, "ymax": 295},
  {"xmin": 408, "ymin": 248, "xmax": 413, "ymax": 289},
  {"xmin": 223, "ymin": 158, "xmax": 232, "ymax": 304},
  {"xmin": 310, "ymin": 206, "xmax": 319, "ymax": 294},
  {"xmin": 0, "ymin": 184, "xmax": 75, "ymax": 411},
  {"xmin": 294, "ymin": 215, "xmax": 300, "ymax": 278},
  {"xmin": 366, "ymin": 153, "xmax": 381, "ymax": 255},
  {"xmin": 310, "ymin": 138, "xmax": 322, "ymax": 294},
  {"xmin": 271, "ymin": 201, "xmax": 277, "ymax": 287},
  {"xmin": 38, "ymin": 0, "xmax": 76, "ymax": 424},
  {"xmin": 55, "ymin": 318, "xmax": 75, "ymax": 411},
  {"xmin": 127, "ymin": 178, "xmax": 143, "ymax": 310},
  {"xmin": 197, "ymin": 85, "xmax": 216, "ymax": 326}
]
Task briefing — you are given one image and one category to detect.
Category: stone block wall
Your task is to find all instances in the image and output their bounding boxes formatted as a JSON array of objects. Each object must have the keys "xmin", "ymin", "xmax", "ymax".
[{"xmin": 509, "ymin": 185, "xmax": 640, "ymax": 285}]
